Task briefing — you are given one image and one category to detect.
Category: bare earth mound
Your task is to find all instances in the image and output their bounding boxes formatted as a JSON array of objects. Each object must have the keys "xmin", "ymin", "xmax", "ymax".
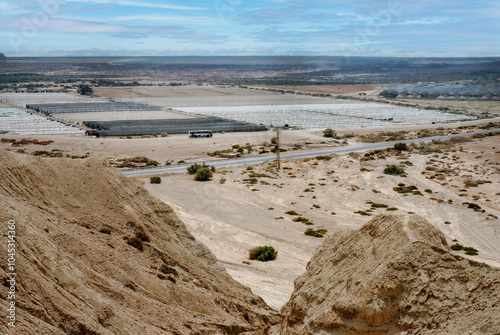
[
  {"xmin": 0, "ymin": 150, "xmax": 278, "ymax": 334},
  {"xmin": 280, "ymin": 214, "xmax": 500, "ymax": 334}
]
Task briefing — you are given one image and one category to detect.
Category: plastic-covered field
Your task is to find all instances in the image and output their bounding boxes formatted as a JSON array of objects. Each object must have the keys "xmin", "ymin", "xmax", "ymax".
[
  {"xmin": 84, "ymin": 118, "xmax": 268, "ymax": 136},
  {"xmin": 0, "ymin": 108, "xmax": 84, "ymax": 135},
  {"xmin": 0, "ymin": 92, "xmax": 106, "ymax": 107},
  {"xmin": 178, "ymin": 103, "xmax": 476, "ymax": 129},
  {"xmin": 28, "ymin": 102, "xmax": 161, "ymax": 114}
]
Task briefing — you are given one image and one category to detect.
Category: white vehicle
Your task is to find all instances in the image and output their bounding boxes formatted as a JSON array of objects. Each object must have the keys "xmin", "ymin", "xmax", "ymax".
[{"xmin": 188, "ymin": 130, "xmax": 213, "ymax": 138}]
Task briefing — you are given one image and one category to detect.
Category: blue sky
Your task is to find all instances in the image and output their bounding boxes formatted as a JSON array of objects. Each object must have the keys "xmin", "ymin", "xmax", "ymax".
[{"xmin": 1, "ymin": 0, "xmax": 499, "ymax": 57}]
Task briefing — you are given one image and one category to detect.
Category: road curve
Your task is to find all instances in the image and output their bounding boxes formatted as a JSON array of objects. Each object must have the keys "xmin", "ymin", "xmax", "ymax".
[{"xmin": 121, "ymin": 128, "xmax": 499, "ymax": 177}]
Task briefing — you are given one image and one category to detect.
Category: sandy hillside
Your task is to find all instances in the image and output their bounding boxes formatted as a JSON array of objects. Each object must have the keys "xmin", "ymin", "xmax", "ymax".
[
  {"xmin": 281, "ymin": 214, "xmax": 500, "ymax": 334},
  {"xmin": 140, "ymin": 135, "xmax": 500, "ymax": 309},
  {"xmin": 0, "ymin": 150, "xmax": 278, "ymax": 334}
]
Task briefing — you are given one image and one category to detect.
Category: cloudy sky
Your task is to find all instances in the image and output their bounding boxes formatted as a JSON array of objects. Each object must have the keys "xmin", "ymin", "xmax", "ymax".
[{"xmin": 1, "ymin": 0, "xmax": 499, "ymax": 57}]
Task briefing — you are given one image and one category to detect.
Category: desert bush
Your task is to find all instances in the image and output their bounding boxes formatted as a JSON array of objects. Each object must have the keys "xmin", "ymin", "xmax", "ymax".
[
  {"xmin": 150, "ymin": 176, "xmax": 162, "ymax": 184},
  {"xmin": 384, "ymin": 165, "xmax": 406, "ymax": 176},
  {"xmin": 188, "ymin": 163, "xmax": 214, "ymax": 181},
  {"xmin": 219, "ymin": 177, "xmax": 226, "ymax": 184},
  {"xmin": 450, "ymin": 243, "xmax": 463, "ymax": 251},
  {"xmin": 463, "ymin": 179, "xmax": 478, "ymax": 188},
  {"xmin": 393, "ymin": 142, "xmax": 408, "ymax": 151},
  {"xmin": 316, "ymin": 155, "xmax": 332, "ymax": 161},
  {"xmin": 304, "ymin": 228, "xmax": 326, "ymax": 238},
  {"xmin": 160, "ymin": 132, "xmax": 168, "ymax": 137},
  {"xmin": 463, "ymin": 247, "xmax": 478, "ymax": 255},
  {"xmin": 285, "ymin": 210, "xmax": 300, "ymax": 216},
  {"xmin": 354, "ymin": 211, "xmax": 372, "ymax": 216},
  {"xmin": 369, "ymin": 202, "xmax": 388, "ymax": 208},
  {"xmin": 195, "ymin": 167, "xmax": 213, "ymax": 181},
  {"xmin": 323, "ymin": 128, "xmax": 336, "ymax": 138},
  {"xmin": 249, "ymin": 246, "xmax": 278, "ymax": 262}
]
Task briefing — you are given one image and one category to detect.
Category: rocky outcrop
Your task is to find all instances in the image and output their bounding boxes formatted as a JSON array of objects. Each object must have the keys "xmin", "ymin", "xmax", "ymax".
[
  {"xmin": 280, "ymin": 214, "xmax": 500, "ymax": 334},
  {"xmin": 0, "ymin": 150, "xmax": 278, "ymax": 334}
]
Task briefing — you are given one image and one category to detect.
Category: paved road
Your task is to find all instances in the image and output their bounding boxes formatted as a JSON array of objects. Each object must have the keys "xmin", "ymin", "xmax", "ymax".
[{"xmin": 121, "ymin": 128, "xmax": 499, "ymax": 177}]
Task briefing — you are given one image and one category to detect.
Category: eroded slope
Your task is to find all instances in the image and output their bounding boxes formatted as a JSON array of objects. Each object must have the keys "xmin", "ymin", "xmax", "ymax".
[
  {"xmin": 0, "ymin": 150, "xmax": 278, "ymax": 334},
  {"xmin": 281, "ymin": 214, "xmax": 500, "ymax": 334}
]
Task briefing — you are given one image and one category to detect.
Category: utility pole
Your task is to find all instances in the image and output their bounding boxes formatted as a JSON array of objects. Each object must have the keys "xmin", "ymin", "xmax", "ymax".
[{"xmin": 276, "ymin": 127, "xmax": 281, "ymax": 171}]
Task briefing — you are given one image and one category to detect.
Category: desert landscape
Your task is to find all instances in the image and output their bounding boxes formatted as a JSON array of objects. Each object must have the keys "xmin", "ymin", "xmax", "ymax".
[{"xmin": 1, "ymin": 56, "xmax": 500, "ymax": 334}]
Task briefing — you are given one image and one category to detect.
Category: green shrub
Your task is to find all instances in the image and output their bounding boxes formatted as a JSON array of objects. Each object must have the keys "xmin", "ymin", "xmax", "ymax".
[
  {"xmin": 195, "ymin": 167, "xmax": 213, "ymax": 181},
  {"xmin": 150, "ymin": 176, "xmax": 162, "ymax": 184},
  {"xmin": 463, "ymin": 247, "xmax": 478, "ymax": 255},
  {"xmin": 304, "ymin": 228, "xmax": 325, "ymax": 238},
  {"xmin": 285, "ymin": 210, "xmax": 300, "ymax": 216},
  {"xmin": 384, "ymin": 165, "xmax": 406, "ymax": 176},
  {"xmin": 394, "ymin": 142, "xmax": 408, "ymax": 151},
  {"xmin": 315, "ymin": 155, "xmax": 332, "ymax": 161},
  {"xmin": 188, "ymin": 163, "xmax": 214, "ymax": 181},
  {"xmin": 369, "ymin": 202, "xmax": 388, "ymax": 208},
  {"xmin": 450, "ymin": 243, "xmax": 463, "ymax": 251},
  {"xmin": 249, "ymin": 246, "xmax": 278, "ymax": 262},
  {"xmin": 354, "ymin": 211, "xmax": 372, "ymax": 216},
  {"xmin": 160, "ymin": 132, "xmax": 168, "ymax": 137}
]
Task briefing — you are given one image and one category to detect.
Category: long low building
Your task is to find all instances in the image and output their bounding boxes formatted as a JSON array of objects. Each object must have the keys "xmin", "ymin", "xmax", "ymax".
[{"xmin": 83, "ymin": 117, "xmax": 268, "ymax": 136}]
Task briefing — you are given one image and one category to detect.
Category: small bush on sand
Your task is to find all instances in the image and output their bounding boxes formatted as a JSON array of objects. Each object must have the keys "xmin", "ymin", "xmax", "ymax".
[
  {"xmin": 323, "ymin": 128, "xmax": 336, "ymax": 138},
  {"xmin": 384, "ymin": 165, "xmax": 406, "ymax": 176},
  {"xmin": 249, "ymin": 246, "xmax": 278, "ymax": 262},
  {"xmin": 285, "ymin": 210, "xmax": 300, "ymax": 216},
  {"xmin": 463, "ymin": 247, "xmax": 478, "ymax": 255},
  {"xmin": 304, "ymin": 228, "xmax": 327, "ymax": 238},
  {"xmin": 188, "ymin": 163, "xmax": 215, "ymax": 181},
  {"xmin": 394, "ymin": 142, "xmax": 408, "ymax": 151},
  {"xmin": 150, "ymin": 176, "xmax": 162, "ymax": 184}
]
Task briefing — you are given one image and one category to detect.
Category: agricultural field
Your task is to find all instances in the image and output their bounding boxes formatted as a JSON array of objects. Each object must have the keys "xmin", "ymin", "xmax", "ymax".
[
  {"xmin": 178, "ymin": 102, "xmax": 476, "ymax": 129},
  {"xmin": 0, "ymin": 107, "xmax": 84, "ymax": 135}
]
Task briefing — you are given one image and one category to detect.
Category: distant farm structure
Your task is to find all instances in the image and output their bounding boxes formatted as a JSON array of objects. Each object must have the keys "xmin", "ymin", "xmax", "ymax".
[{"xmin": 378, "ymin": 85, "xmax": 500, "ymax": 100}]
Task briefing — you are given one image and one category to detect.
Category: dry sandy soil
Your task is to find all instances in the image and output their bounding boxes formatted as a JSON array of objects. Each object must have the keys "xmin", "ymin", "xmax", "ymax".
[{"xmin": 129, "ymin": 135, "xmax": 500, "ymax": 309}]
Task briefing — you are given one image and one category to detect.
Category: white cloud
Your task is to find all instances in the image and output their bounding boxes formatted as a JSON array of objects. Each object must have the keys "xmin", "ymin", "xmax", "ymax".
[
  {"xmin": 400, "ymin": 17, "xmax": 460, "ymax": 25},
  {"xmin": 62, "ymin": 0, "xmax": 205, "ymax": 11},
  {"xmin": 112, "ymin": 15, "xmax": 220, "ymax": 25}
]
